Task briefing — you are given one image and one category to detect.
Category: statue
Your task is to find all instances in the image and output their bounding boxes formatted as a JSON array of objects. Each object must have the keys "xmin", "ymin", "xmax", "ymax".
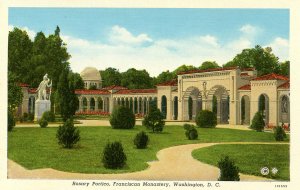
[
  {"xmin": 202, "ymin": 81, "xmax": 208, "ymax": 99},
  {"xmin": 36, "ymin": 74, "xmax": 52, "ymax": 100}
]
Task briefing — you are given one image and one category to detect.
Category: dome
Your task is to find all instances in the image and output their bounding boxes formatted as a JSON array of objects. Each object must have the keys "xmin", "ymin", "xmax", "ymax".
[{"xmin": 80, "ymin": 67, "xmax": 101, "ymax": 81}]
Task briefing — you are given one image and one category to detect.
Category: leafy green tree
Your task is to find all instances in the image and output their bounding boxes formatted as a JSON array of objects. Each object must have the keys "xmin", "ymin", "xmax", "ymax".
[
  {"xmin": 199, "ymin": 61, "xmax": 220, "ymax": 70},
  {"xmin": 68, "ymin": 72, "xmax": 84, "ymax": 89},
  {"xmin": 223, "ymin": 45, "xmax": 280, "ymax": 76},
  {"xmin": 57, "ymin": 70, "xmax": 78, "ymax": 121},
  {"xmin": 143, "ymin": 105, "xmax": 165, "ymax": 133},
  {"xmin": 173, "ymin": 64, "xmax": 197, "ymax": 74},
  {"xmin": 8, "ymin": 72, "xmax": 23, "ymax": 112},
  {"xmin": 100, "ymin": 67, "xmax": 122, "ymax": 87},
  {"xmin": 279, "ymin": 61, "xmax": 289, "ymax": 77},
  {"xmin": 121, "ymin": 68, "xmax": 153, "ymax": 89},
  {"xmin": 154, "ymin": 70, "xmax": 176, "ymax": 85},
  {"xmin": 218, "ymin": 156, "xmax": 240, "ymax": 181},
  {"xmin": 8, "ymin": 27, "xmax": 33, "ymax": 83}
]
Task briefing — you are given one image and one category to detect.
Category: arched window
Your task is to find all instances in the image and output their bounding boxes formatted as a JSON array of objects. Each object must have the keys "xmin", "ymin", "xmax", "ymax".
[{"xmin": 161, "ymin": 96, "xmax": 167, "ymax": 119}]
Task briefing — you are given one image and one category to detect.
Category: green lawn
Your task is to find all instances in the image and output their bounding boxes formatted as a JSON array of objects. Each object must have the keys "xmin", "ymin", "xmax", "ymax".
[
  {"xmin": 8, "ymin": 125, "xmax": 289, "ymax": 174},
  {"xmin": 192, "ymin": 144, "xmax": 289, "ymax": 180}
]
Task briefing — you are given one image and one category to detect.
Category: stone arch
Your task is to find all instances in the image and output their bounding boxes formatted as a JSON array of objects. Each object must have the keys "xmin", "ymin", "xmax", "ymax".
[
  {"xmin": 28, "ymin": 96, "xmax": 35, "ymax": 114},
  {"xmin": 82, "ymin": 97, "xmax": 88, "ymax": 111},
  {"xmin": 279, "ymin": 95, "xmax": 290, "ymax": 123},
  {"xmin": 258, "ymin": 94, "xmax": 269, "ymax": 125},
  {"xmin": 183, "ymin": 86, "xmax": 202, "ymax": 121},
  {"xmin": 161, "ymin": 95, "xmax": 167, "ymax": 119},
  {"xmin": 173, "ymin": 96, "xmax": 178, "ymax": 120},
  {"xmin": 207, "ymin": 85, "xmax": 229, "ymax": 124},
  {"xmin": 241, "ymin": 95, "xmax": 250, "ymax": 125}
]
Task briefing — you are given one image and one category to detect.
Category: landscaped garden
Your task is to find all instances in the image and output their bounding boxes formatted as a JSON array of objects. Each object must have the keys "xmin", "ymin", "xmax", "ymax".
[
  {"xmin": 8, "ymin": 125, "xmax": 289, "ymax": 176},
  {"xmin": 192, "ymin": 144, "xmax": 289, "ymax": 180}
]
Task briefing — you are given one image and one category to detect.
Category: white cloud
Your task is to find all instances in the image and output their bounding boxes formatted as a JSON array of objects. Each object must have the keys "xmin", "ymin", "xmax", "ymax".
[
  {"xmin": 9, "ymin": 25, "xmax": 289, "ymax": 76},
  {"xmin": 109, "ymin": 25, "xmax": 152, "ymax": 45},
  {"xmin": 265, "ymin": 37, "xmax": 289, "ymax": 61},
  {"xmin": 239, "ymin": 24, "xmax": 260, "ymax": 35},
  {"xmin": 8, "ymin": 25, "xmax": 36, "ymax": 40}
]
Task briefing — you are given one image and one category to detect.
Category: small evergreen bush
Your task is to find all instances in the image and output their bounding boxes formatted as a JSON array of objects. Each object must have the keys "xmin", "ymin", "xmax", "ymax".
[
  {"xmin": 134, "ymin": 131, "xmax": 149, "ymax": 149},
  {"xmin": 143, "ymin": 107, "xmax": 165, "ymax": 133},
  {"xmin": 102, "ymin": 141, "xmax": 127, "ymax": 169},
  {"xmin": 39, "ymin": 118, "xmax": 48, "ymax": 128},
  {"xmin": 110, "ymin": 106, "xmax": 135, "ymax": 129},
  {"xmin": 8, "ymin": 110, "xmax": 15, "ymax": 132},
  {"xmin": 250, "ymin": 112, "xmax": 265, "ymax": 132},
  {"xmin": 42, "ymin": 111, "xmax": 55, "ymax": 122},
  {"xmin": 22, "ymin": 112, "xmax": 29, "ymax": 122},
  {"xmin": 218, "ymin": 156, "xmax": 240, "ymax": 181},
  {"xmin": 196, "ymin": 110, "xmax": 217, "ymax": 128},
  {"xmin": 274, "ymin": 124, "xmax": 287, "ymax": 141},
  {"xmin": 56, "ymin": 119, "xmax": 80, "ymax": 148},
  {"xmin": 28, "ymin": 113, "xmax": 34, "ymax": 121},
  {"xmin": 183, "ymin": 124, "xmax": 198, "ymax": 140}
]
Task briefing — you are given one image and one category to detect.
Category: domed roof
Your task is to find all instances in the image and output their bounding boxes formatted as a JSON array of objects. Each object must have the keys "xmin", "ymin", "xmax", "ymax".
[{"xmin": 80, "ymin": 67, "xmax": 101, "ymax": 81}]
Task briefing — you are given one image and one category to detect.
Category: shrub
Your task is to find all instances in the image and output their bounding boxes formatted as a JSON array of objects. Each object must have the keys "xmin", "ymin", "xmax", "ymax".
[
  {"xmin": 218, "ymin": 156, "xmax": 240, "ymax": 181},
  {"xmin": 274, "ymin": 124, "xmax": 287, "ymax": 141},
  {"xmin": 28, "ymin": 113, "xmax": 34, "ymax": 121},
  {"xmin": 250, "ymin": 112, "xmax": 265, "ymax": 132},
  {"xmin": 109, "ymin": 106, "xmax": 135, "ymax": 129},
  {"xmin": 22, "ymin": 112, "xmax": 29, "ymax": 122},
  {"xmin": 196, "ymin": 110, "xmax": 217, "ymax": 128},
  {"xmin": 143, "ymin": 107, "xmax": 165, "ymax": 133},
  {"xmin": 39, "ymin": 118, "xmax": 48, "ymax": 128},
  {"xmin": 102, "ymin": 141, "xmax": 127, "ymax": 169},
  {"xmin": 134, "ymin": 131, "xmax": 149, "ymax": 149},
  {"xmin": 8, "ymin": 110, "xmax": 15, "ymax": 132},
  {"xmin": 56, "ymin": 119, "xmax": 80, "ymax": 148},
  {"xmin": 183, "ymin": 124, "xmax": 198, "ymax": 140},
  {"xmin": 42, "ymin": 111, "xmax": 55, "ymax": 122}
]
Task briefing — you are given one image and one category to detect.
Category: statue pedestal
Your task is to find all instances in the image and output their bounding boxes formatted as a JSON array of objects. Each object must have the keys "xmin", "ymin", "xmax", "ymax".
[{"xmin": 35, "ymin": 100, "xmax": 51, "ymax": 121}]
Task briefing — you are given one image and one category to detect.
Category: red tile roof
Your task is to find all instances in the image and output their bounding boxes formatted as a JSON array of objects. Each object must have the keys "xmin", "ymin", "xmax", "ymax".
[
  {"xmin": 102, "ymin": 85, "xmax": 128, "ymax": 90},
  {"xmin": 252, "ymin": 73, "xmax": 289, "ymax": 81},
  {"xmin": 28, "ymin": 88, "xmax": 37, "ymax": 94},
  {"xmin": 278, "ymin": 81, "xmax": 290, "ymax": 89},
  {"xmin": 238, "ymin": 84, "xmax": 251, "ymax": 90},
  {"xmin": 178, "ymin": 67, "xmax": 255, "ymax": 75},
  {"xmin": 156, "ymin": 79, "xmax": 177, "ymax": 86},
  {"xmin": 75, "ymin": 89, "xmax": 111, "ymax": 95},
  {"xmin": 19, "ymin": 83, "xmax": 29, "ymax": 87},
  {"xmin": 115, "ymin": 89, "xmax": 157, "ymax": 94},
  {"xmin": 240, "ymin": 73, "xmax": 250, "ymax": 77}
]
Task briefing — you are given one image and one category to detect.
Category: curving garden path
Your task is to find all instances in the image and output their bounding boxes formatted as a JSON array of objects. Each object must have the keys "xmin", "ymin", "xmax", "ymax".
[{"xmin": 8, "ymin": 142, "xmax": 286, "ymax": 181}]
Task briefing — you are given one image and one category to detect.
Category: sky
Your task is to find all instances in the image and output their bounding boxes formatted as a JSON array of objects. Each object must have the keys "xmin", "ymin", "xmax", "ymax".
[{"xmin": 9, "ymin": 8, "xmax": 289, "ymax": 77}]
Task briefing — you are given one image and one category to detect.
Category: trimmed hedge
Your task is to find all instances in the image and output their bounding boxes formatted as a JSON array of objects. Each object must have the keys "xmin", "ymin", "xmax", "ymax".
[
  {"xmin": 134, "ymin": 131, "xmax": 149, "ymax": 149},
  {"xmin": 110, "ymin": 106, "xmax": 135, "ymax": 129},
  {"xmin": 102, "ymin": 141, "xmax": 127, "ymax": 169},
  {"xmin": 39, "ymin": 118, "xmax": 48, "ymax": 128},
  {"xmin": 218, "ymin": 156, "xmax": 240, "ymax": 181},
  {"xmin": 274, "ymin": 125, "xmax": 287, "ymax": 141},
  {"xmin": 56, "ymin": 119, "xmax": 80, "ymax": 148},
  {"xmin": 196, "ymin": 110, "xmax": 217, "ymax": 128},
  {"xmin": 42, "ymin": 111, "xmax": 55, "ymax": 122},
  {"xmin": 183, "ymin": 124, "xmax": 198, "ymax": 140},
  {"xmin": 250, "ymin": 112, "xmax": 265, "ymax": 132}
]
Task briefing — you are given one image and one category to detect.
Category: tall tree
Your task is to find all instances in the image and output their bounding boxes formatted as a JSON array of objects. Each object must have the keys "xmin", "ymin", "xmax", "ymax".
[
  {"xmin": 173, "ymin": 64, "xmax": 197, "ymax": 74},
  {"xmin": 199, "ymin": 61, "xmax": 220, "ymax": 70},
  {"xmin": 68, "ymin": 72, "xmax": 84, "ymax": 89},
  {"xmin": 154, "ymin": 70, "xmax": 176, "ymax": 85},
  {"xmin": 100, "ymin": 67, "xmax": 122, "ymax": 87},
  {"xmin": 223, "ymin": 45, "xmax": 280, "ymax": 76},
  {"xmin": 279, "ymin": 61, "xmax": 290, "ymax": 77},
  {"xmin": 57, "ymin": 70, "xmax": 77, "ymax": 121},
  {"xmin": 121, "ymin": 68, "xmax": 153, "ymax": 89}
]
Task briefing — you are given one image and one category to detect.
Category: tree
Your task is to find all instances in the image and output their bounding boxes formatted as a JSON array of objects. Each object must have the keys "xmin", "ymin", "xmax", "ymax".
[
  {"xmin": 218, "ymin": 156, "xmax": 240, "ymax": 181},
  {"xmin": 250, "ymin": 112, "xmax": 265, "ymax": 132},
  {"xmin": 56, "ymin": 70, "xmax": 78, "ymax": 121},
  {"xmin": 196, "ymin": 110, "xmax": 217, "ymax": 128},
  {"xmin": 100, "ymin": 67, "xmax": 122, "ymax": 87},
  {"xmin": 121, "ymin": 68, "xmax": 154, "ymax": 89},
  {"xmin": 199, "ymin": 61, "xmax": 220, "ymax": 70},
  {"xmin": 154, "ymin": 70, "xmax": 176, "ymax": 85},
  {"xmin": 173, "ymin": 64, "xmax": 197, "ymax": 74},
  {"xmin": 279, "ymin": 61, "xmax": 289, "ymax": 77},
  {"xmin": 56, "ymin": 119, "xmax": 80, "ymax": 148},
  {"xmin": 8, "ymin": 72, "xmax": 23, "ymax": 112},
  {"xmin": 68, "ymin": 72, "xmax": 84, "ymax": 89},
  {"xmin": 143, "ymin": 105, "xmax": 165, "ymax": 133},
  {"xmin": 109, "ymin": 106, "xmax": 135, "ymax": 129},
  {"xmin": 223, "ymin": 45, "xmax": 280, "ymax": 76}
]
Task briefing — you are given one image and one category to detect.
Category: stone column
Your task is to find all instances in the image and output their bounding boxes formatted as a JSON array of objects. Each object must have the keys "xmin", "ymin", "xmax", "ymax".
[
  {"xmin": 87, "ymin": 100, "xmax": 90, "ymax": 112},
  {"xmin": 137, "ymin": 98, "xmax": 140, "ymax": 114},
  {"xmin": 217, "ymin": 98, "xmax": 221, "ymax": 123},
  {"xmin": 95, "ymin": 98, "xmax": 98, "ymax": 111},
  {"xmin": 79, "ymin": 98, "xmax": 82, "ymax": 111}
]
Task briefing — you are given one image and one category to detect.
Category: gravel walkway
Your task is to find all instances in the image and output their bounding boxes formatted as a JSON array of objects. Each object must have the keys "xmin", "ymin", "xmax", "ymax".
[{"xmin": 8, "ymin": 142, "xmax": 282, "ymax": 181}]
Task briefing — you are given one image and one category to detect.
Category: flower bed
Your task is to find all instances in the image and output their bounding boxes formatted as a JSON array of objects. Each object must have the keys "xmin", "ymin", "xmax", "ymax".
[{"xmin": 75, "ymin": 111, "xmax": 110, "ymax": 116}]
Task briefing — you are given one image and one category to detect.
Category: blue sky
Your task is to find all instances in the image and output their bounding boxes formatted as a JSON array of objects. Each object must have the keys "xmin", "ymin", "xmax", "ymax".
[{"xmin": 9, "ymin": 8, "xmax": 289, "ymax": 76}]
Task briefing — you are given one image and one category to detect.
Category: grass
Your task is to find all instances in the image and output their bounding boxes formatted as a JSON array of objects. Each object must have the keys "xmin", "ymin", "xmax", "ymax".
[
  {"xmin": 8, "ymin": 125, "xmax": 289, "ymax": 174},
  {"xmin": 192, "ymin": 144, "xmax": 289, "ymax": 180}
]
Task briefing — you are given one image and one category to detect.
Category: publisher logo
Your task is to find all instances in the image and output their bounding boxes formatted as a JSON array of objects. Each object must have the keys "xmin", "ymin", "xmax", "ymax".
[{"xmin": 261, "ymin": 167, "xmax": 269, "ymax": 175}]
